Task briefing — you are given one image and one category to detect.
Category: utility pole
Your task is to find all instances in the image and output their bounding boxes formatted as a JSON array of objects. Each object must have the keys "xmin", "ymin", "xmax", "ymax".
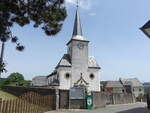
[{"xmin": 0, "ymin": 42, "xmax": 5, "ymax": 78}]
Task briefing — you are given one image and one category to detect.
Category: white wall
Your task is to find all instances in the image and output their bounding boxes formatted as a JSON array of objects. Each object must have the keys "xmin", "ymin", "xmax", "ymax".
[
  {"xmin": 87, "ymin": 68, "xmax": 101, "ymax": 92},
  {"xmin": 58, "ymin": 67, "xmax": 72, "ymax": 90},
  {"xmin": 57, "ymin": 66, "xmax": 100, "ymax": 92}
]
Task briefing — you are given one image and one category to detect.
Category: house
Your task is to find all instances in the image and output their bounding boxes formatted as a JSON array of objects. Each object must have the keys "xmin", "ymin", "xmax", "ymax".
[
  {"xmin": 47, "ymin": 70, "xmax": 59, "ymax": 86},
  {"xmin": 101, "ymin": 81, "xmax": 124, "ymax": 93},
  {"xmin": 120, "ymin": 78, "xmax": 144, "ymax": 98},
  {"xmin": 32, "ymin": 76, "xmax": 48, "ymax": 87}
]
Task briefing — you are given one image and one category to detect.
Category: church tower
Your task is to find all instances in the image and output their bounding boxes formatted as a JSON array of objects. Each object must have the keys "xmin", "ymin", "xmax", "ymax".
[
  {"xmin": 47, "ymin": 4, "xmax": 101, "ymax": 92},
  {"xmin": 67, "ymin": 6, "xmax": 89, "ymax": 86}
]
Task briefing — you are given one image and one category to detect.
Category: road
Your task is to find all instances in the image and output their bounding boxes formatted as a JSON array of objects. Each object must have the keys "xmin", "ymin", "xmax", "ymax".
[{"xmin": 45, "ymin": 102, "xmax": 149, "ymax": 113}]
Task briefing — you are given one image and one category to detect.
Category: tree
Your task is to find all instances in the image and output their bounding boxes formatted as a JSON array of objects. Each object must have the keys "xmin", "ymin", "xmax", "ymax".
[
  {"xmin": 1, "ymin": 72, "xmax": 31, "ymax": 86},
  {"xmin": 7, "ymin": 72, "xmax": 24, "ymax": 81},
  {"xmin": 5, "ymin": 72, "xmax": 24, "ymax": 85},
  {"xmin": 0, "ymin": 0, "xmax": 67, "ymax": 50},
  {"xmin": 0, "ymin": 0, "xmax": 67, "ymax": 74}
]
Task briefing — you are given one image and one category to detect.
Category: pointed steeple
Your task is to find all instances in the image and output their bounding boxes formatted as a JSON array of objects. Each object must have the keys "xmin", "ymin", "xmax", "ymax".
[
  {"xmin": 72, "ymin": 6, "xmax": 83, "ymax": 36},
  {"xmin": 72, "ymin": 2, "xmax": 86, "ymax": 40}
]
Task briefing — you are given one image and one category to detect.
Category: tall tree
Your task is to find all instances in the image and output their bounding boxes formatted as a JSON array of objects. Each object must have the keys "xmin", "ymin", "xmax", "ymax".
[
  {"xmin": 0, "ymin": 0, "xmax": 67, "ymax": 50},
  {"xmin": 4, "ymin": 72, "xmax": 24, "ymax": 85},
  {"xmin": 0, "ymin": 0, "xmax": 67, "ymax": 74},
  {"xmin": 2, "ymin": 72, "xmax": 31, "ymax": 86}
]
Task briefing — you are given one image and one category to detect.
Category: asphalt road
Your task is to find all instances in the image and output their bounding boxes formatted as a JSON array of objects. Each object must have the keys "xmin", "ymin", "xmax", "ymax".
[{"xmin": 45, "ymin": 102, "xmax": 149, "ymax": 113}]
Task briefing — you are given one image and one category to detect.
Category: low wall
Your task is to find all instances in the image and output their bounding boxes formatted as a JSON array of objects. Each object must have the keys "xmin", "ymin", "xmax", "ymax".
[
  {"xmin": 113, "ymin": 93, "xmax": 135, "ymax": 104},
  {"xmin": 92, "ymin": 92, "xmax": 135, "ymax": 108},
  {"xmin": 59, "ymin": 90, "xmax": 69, "ymax": 109},
  {"xmin": 92, "ymin": 92, "xmax": 107, "ymax": 108}
]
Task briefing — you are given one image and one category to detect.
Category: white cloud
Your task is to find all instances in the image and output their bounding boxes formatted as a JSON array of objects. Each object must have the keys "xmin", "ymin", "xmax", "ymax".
[
  {"xmin": 65, "ymin": 0, "xmax": 76, "ymax": 5},
  {"xmin": 65, "ymin": 0, "xmax": 97, "ymax": 10}
]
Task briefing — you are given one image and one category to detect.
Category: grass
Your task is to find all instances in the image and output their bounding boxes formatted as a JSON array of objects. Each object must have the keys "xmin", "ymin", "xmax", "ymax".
[{"xmin": 0, "ymin": 90, "xmax": 17, "ymax": 100}]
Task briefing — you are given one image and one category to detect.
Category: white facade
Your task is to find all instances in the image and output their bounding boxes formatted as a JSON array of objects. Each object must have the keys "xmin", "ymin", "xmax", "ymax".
[{"xmin": 47, "ymin": 8, "xmax": 101, "ymax": 92}]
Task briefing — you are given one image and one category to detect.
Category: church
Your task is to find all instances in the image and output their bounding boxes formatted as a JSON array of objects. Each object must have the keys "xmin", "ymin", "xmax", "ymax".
[{"xmin": 47, "ymin": 6, "xmax": 101, "ymax": 92}]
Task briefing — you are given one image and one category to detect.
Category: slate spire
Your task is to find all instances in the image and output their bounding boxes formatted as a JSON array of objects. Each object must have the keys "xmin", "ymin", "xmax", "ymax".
[{"xmin": 72, "ymin": 1, "xmax": 83, "ymax": 37}]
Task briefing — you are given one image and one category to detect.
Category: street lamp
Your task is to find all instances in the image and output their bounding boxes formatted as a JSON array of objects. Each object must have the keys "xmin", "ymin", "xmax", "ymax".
[{"xmin": 140, "ymin": 20, "xmax": 150, "ymax": 38}]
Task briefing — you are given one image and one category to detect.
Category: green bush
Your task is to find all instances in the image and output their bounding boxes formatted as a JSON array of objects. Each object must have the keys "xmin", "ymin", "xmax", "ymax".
[{"xmin": 0, "ymin": 72, "xmax": 31, "ymax": 87}]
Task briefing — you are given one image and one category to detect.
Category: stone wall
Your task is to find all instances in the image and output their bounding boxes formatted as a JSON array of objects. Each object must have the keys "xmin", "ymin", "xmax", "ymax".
[
  {"xmin": 92, "ymin": 92, "xmax": 135, "ymax": 108},
  {"xmin": 113, "ymin": 93, "xmax": 135, "ymax": 104},
  {"xmin": 92, "ymin": 92, "xmax": 107, "ymax": 108},
  {"xmin": 59, "ymin": 90, "xmax": 69, "ymax": 109}
]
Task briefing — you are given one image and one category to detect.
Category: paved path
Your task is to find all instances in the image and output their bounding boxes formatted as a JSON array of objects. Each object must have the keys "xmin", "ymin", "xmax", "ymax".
[{"xmin": 45, "ymin": 102, "xmax": 149, "ymax": 113}]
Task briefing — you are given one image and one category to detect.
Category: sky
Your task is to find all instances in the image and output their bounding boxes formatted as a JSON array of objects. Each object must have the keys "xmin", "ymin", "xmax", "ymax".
[{"xmin": 2, "ymin": 0, "xmax": 150, "ymax": 82}]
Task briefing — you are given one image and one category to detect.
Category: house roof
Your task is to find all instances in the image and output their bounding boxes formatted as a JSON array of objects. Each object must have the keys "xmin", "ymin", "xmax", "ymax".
[
  {"xmin": 32, "ymin": 76, "xmax": 47, "ymax": 80},
  {"xmin": 101, "ymin": 81, "xmax": 124, "ymax": 88},
  {"xmin": 121, "ymin": 78, "xmax": 143, "ymax": 87}
]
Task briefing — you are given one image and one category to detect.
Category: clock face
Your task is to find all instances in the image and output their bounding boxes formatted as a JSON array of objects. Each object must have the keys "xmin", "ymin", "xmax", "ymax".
[{"xmin": 77, "ymin": 43, "xmax": 84, "ymax": 49}]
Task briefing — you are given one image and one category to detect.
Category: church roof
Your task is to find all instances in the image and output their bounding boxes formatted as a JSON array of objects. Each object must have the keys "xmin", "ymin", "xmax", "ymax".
[
  {"xmin": 71, "ymin": 6, "xmax": 86, "ymax": 41},
  {"xmin": 141, "ymin": 20, "xmax": 150, "ymax": 29},
  {"xmin": 56, "ymin": 54, "xmax": 71, "ymax": 68},
  {"xmin": 72, "ymin": 7, "xmax": 83, "ymax": 36},
  {"xmin": 88, "ymin": 56, "xmax": 100, "ymax": 69},
  {"xmin": 56, "ymin": 55, "xmax": 100, "ymax": 69}
]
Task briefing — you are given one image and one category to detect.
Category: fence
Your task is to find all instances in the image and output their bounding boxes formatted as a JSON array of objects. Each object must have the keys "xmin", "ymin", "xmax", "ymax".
[
  {"xmin": 0, "ymin": 92, "xmax": 55, "ymax": 113},
  {"xmin": 1, "ymin": 86, "xmax": 56, "ymax": 96}
]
